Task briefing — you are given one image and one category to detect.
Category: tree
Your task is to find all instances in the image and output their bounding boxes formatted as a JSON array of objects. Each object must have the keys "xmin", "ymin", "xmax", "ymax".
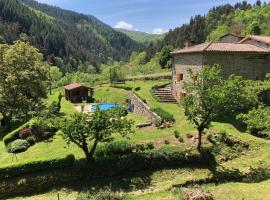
[
  {"xmin": 158, "ymin": 45, "xmax": 173, "ymax": 68},
  {"xmin": 182, "ymin": 65, "xmax": 251, "ymax": 150},
  {"xmin": 50, "ymin": 66, "xmax": 62, "ymax": 90},
  {"xmin": 0, "ymin": 41, "xmax": 49, "ymax": 125},
  {"xmin": 61, "ymin": 108, "xmax": 134, "ymax": 161}
]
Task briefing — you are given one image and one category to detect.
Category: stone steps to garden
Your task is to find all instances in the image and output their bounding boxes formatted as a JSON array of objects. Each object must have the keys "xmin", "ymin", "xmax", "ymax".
[{"xmin": 153, "ymin": 84, "xmax": 178, "ymax": 104}]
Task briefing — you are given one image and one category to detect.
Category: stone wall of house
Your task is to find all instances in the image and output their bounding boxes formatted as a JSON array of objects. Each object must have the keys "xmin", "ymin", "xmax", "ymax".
[
  {"xmin": 171, "ymin": 53, "xmax": 203, "ymax": 101},
  {"xmin": 171, "ymin": 52, "xmax": 270, "ymax": 102},
  {"xmin": 129, "ymin": 93, "xmax": 161, "ymax": 125},
  {"xmin": 204, "ymin": 53, "xmax": 270, "ymax": 80}
]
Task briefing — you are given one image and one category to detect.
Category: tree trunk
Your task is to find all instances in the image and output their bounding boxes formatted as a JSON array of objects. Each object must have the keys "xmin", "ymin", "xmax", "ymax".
[
  {"xmin": 82, "ymin": 144, "xmax": 91, "ymax": 161},
  {"xmin": 197, "ymin": 129, "xmax": 203, "ymax": 151},
  {"xmin": 89, "ymin": 140, "xmax": 99, "ymax": 160}
]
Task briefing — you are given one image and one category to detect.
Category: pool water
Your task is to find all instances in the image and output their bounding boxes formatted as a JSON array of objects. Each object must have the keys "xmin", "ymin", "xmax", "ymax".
[{"xmin": 91, "ymin": 103, "xmax": 120, "ymax": 111}]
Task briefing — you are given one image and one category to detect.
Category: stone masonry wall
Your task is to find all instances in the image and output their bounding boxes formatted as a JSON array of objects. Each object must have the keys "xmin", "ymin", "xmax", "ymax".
[
  {"xmin": 130, "ymin": 93, "xmax": 161, "ymax": 125},
  {"xmin": 171, "ymin": 53, "xmax": 203, "ymax": 101}
]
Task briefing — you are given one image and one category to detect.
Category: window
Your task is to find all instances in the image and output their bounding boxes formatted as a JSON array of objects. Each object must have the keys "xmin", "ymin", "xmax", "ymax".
[{"xmin": 176, "ymin": 73, "xmax": 183, "ymax": 81}]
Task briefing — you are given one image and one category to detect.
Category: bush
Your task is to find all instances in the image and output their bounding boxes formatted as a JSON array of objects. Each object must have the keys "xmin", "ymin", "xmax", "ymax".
[
  {"xmin": 95, "ymin": 141, "xmax": 133, "ymax": 157},
  {"xmin": 30, "ymin": 117, "xmax": 57, "ymax": 141},
  {"xmin": 0, "ymin": 154, "xmax": 75, "ymax": 179},
  {"xmin": 19, "ymin": 128, "xmax": 31, "ymax": 139},
  {"xmin": 164, "ymin": 140, "xmax": 170, "ymax": 145},
  {"xmin": 174, "ymin": 130, "xmax": 180, "ymax": 138},
  {"xmin": 107, "ymin": 106, "xmax": 127, "ymax": 117},
  {"xmin": 186, "ymin": 133, "xmax": 194, "ymax": 138},
  {"xmin": 7, "ymin": 139, "xmax": 30, "ymax": 153},
  {"xmin": 133, "ymin": 142, "xmax": 155, "ymax": 152},
  {"xmin": 26, "ymin": 136, "xmax": 36, "ymax": 146},
  {"xmin": 151, "ymin": 107, "xmax": 175, "ymax": 122},
  {"xmin": 78, "ymin": 190, "xmax": 127, "ymax": 200},
  {"xmin": 134, "ymin": 87, "xmax": 141, "ymax": 91},
  {"xmin": 178, "ymin": 136, "xmax": 184, "ymax": 143},
  {"xmin": 111, "ymin": 85, "xmax": 133, "ymax": 91},
  {"xmin": 48, "ymin": 101, "xmax": 61, "ymax": 115},
  {"xmin": 3, "ymin": 121, "xmax": 32, "ymax": 146}
]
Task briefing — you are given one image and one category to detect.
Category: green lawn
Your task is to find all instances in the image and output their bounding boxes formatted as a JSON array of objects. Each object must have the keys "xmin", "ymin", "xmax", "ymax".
[{"xmin": 2, "ymin": 80, "xmax": 270, "ymax": 199}]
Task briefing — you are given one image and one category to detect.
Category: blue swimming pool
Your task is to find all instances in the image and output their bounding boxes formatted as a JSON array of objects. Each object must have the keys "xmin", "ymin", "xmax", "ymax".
[{"xmin": 91, "ymin": 103, "xmax": 120, "ymax": 111}]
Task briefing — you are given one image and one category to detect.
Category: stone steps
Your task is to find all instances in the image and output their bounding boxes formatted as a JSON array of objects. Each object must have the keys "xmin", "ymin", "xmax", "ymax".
[{"xmin": 153, "ymin": 84, "xmax": 177, "ymax": 104}]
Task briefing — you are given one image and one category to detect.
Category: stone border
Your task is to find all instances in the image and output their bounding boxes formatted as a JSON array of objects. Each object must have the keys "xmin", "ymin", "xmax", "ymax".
[{"xmin": 129, "ymin": 92, "xmax": 162, "ymax": 126}]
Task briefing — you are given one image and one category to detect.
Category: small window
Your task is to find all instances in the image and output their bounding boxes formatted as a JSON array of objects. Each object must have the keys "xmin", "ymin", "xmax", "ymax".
[
  {"xmin": 176, "ymin": 73, "xmax": 183, "ymax": 81},
  {"xmin": 192, "ymin": 76, "xmax": 198, "ymax": 81}
]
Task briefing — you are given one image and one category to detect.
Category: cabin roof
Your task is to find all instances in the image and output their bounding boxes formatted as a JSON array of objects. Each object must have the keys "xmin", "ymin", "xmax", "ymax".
[{"xmin": 64, "ymin": 83, "xmax": 84, "ymax": 90}]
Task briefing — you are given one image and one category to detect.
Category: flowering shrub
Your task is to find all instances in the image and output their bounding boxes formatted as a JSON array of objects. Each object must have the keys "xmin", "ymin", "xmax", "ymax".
[{"xmin": 19, "ymin": 128, "xmax": 32, "ymax": 139}]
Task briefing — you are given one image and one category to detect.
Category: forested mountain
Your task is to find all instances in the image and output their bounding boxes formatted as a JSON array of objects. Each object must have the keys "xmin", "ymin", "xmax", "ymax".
[
  {"xmin": 144, "ymin": 0, "xmax": 269, "ymax": 62},
  {"xmin": 116, "ymin": 28, "xmax": 164, "ymax": 44},
  {"xmin": 0, "ymin": 0, "xmax": 142, "ymax": 72}
]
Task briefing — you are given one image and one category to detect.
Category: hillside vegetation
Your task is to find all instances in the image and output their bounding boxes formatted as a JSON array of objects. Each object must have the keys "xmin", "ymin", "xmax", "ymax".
[
  {"xmin": 144, "ymin": 0, "xmax": 269, "ymax": 62},
  {"xmin": 0, "ymin": 0, "xmax": 142, "ymax": 73},
  {"xmin": 116, "ymin": 28, "xmax": 164, "ymax": 44}
]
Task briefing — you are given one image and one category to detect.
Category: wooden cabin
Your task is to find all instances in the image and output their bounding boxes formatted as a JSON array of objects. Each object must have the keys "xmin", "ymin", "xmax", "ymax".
[{"xmin": 64, "ymin": 83, "xmax": 94, "ymax": 103}]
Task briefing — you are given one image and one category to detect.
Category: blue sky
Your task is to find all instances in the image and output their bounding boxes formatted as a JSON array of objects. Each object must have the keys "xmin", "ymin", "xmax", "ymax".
[{"xmin": 36, "ymin": 0, "xmax": 259, "ymax": 34}]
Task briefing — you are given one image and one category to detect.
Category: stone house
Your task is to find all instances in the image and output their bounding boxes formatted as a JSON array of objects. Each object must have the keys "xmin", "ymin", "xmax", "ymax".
[{"xmin": 171, "ymin": 35, "xmax": 270, "ymax": 101}]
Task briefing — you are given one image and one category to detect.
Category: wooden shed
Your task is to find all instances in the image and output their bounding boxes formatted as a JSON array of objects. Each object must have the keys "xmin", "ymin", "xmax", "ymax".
[{"xmin": 64, "ymin": 83, "xmax": 94, "ymax": 103}]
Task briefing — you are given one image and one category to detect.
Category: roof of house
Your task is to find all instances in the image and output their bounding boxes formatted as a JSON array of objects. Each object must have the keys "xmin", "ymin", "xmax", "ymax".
[
  {"xmin": 171, "ymin": 42, "xmax": 270, "ymax": 55},
  {"xmin": 239, "ymin": 35, "xmax": 270, "ymax": 45},
  {"xmin": 219, "ymin": 33, "xmax": 244, "ymax": 39},
  {"xmin": 64, "ymin": 83, "xmax": 83, "ymax": 90}
]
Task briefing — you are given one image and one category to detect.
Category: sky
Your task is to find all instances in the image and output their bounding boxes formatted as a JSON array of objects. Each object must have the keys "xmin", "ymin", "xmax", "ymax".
[{"xmin": 36, "ymin": 0, "xmax": 259, "ymax": 34}]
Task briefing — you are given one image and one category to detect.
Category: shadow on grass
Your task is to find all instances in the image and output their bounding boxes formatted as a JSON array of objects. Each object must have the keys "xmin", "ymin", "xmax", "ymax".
[{"xmin": 215, "ymin": 114, "xmax": 247, "ymax": 133}]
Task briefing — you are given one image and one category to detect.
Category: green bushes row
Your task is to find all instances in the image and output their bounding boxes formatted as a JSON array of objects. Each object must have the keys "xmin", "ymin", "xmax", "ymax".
[
  {"xmin": 110, "ymin": 85, "xmax": 133, "ymax": 91},
  {"xmin": 3, "ymin": 121, "xmax": 32, "ymax": 146},
  {"xmin": 0, "ymin": 154, "xmax": 75, "ymax": 179},
  {"xmin": 151, "ymin": 107, "xmax": 175, "ymax": 122}
]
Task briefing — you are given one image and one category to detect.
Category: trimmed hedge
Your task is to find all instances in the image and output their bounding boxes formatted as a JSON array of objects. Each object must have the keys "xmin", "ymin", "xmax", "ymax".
[
  {"xmin": 0, "ymin": 154, "xmax": 75, "ymax": 179},
  {"xmin": 151, "ymin": 107, "xmax": 175, "ymax": 122},
  {"xmin": 3, "ymin": 121, "xmax": 32, "ymax": 146},
  {"xmin": 110, "ymin": 85, "xmax": 133, "ymax": 91}
]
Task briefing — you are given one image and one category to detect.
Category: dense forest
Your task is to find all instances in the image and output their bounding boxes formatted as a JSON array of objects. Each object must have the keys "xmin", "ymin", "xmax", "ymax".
[
  {"xmin": 0, "ymin": 0, "xmax": 142, "ymax": 73},
  {"xmin": 144, "ymin": 0, "xmax": 270, "ymax": 63}
]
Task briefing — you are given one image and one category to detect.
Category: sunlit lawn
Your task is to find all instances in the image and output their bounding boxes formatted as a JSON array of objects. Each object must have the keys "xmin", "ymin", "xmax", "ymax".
[{"xmin": 2, "ymin": 80, "xmax": 270, "ymax": 200}]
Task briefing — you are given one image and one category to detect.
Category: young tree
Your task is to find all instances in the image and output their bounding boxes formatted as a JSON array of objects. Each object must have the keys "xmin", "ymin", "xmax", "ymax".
[
  {"xmin": 182, "ymin": 65, "xmax": 251, "ymax": 150},
  {"xmin": 0, "ymin": 41, "xmax": 50, "ymax": 125},
  {"xmin": 61, "ymin": 108, "xmax": 133, "ymax": 161},
  {"xmin": 158, "ymin": 45, "xmax": 174, "ymax": 68}
]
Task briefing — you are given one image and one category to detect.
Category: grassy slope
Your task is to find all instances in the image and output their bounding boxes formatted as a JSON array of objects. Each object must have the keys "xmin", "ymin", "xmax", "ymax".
[
  {"xmin": 2, "ymin": 81, "xmax": 270, "ymax": 199},
  {"xmin": 116, "ymin": 28, "xmax": 164, "ymax": 43}
]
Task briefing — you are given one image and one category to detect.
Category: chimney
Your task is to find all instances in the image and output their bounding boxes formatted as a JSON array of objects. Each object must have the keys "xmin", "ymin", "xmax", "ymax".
[{"xmin": 185, "ymin": 41, "xmax": 195, "ymax": 48}]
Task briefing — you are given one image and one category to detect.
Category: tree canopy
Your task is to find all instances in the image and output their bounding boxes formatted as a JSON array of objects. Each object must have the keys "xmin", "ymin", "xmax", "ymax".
[
  {"xmin": 0, "ymin": 41, "xmax": 49, "ymax": 125},
  {"xmin": 182, "ymin": 65, "xmax": 253, "ymax": 149},
  {"xmin": 61, "ymin": 108, "xmax": 134, "ymax": 161}
]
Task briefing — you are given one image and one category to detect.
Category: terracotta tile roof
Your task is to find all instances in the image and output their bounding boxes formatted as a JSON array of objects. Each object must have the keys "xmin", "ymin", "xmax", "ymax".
[
  {"xmin": 171, "ymin": 42, "xmax": 269, "ymax": 55},
  {"xmin": 64, "ymin": 83, "xmax": 82, "ymax": 90},
  {"xmin": 240, "ymin": 35, "xmax": 270, "ymax": 45}
]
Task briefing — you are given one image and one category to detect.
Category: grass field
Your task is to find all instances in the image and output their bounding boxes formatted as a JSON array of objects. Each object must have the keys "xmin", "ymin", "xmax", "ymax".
[{"xmin": 2, "ymin": 80, "xmax": 270, "ymax": 199}]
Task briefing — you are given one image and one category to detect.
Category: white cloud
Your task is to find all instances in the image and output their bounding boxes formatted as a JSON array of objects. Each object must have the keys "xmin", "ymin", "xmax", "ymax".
[
  {"xmin": 152, "ymin": 28, "xmax": 165, "ymax": 35},
  {"xmin": 114, "ymin": 21, "xmax": 135, "ymax": 30}
]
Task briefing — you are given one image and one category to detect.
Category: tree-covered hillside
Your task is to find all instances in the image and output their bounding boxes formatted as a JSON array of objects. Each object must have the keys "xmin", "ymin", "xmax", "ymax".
[
  {"xmin": 116, "ymin": 28, "xmax": 164, "ymax": 44},
  {"xmin": 144, "ymin": 0, "xmax": 268, "ymax": 63},
  {"xmin": 0, "ymin": 0, "xmax": 142, "ymax": 73}
]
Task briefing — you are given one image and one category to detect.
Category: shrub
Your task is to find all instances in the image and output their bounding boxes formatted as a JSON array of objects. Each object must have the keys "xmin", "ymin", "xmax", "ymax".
[
  {"xmin": 174, "ymin": 130, "xmax": 180, "ymax": 138},
  {"xmin": 7, "ymin": 139, "xmax": 30, "ymax": 153},
  {"xmin": 30, "ymin": 117, "xmax": 57, "ymax": 141},
  {"xmin": 19, "ymin": 128, "xmax": 31, "ymax": 139},
  {"xmin": 133, "ymin": 142, "xmax": 155, "ymax": 152},
  {"xmin": 151, "ymin": 108, "xmax": 175, "ymax": 122},
  {"xmin": 164, "ymin": 140, "xmax": 170, "ymax": 145},
  {"xmin": 0, "ymin": 154, "xmax": 75, "ymax": 179},
  {"xmin": 95, "ymin": 141, "xmax": 133, "ymax": 157},
  {"xmin": 111, "ymin": 85, "xmax": 133, "ymax": 91},
  {"xmin": 186, "ymin": 133, "xmax": 193, "ymax": 138},
  {"xmin": 178, "ymin": 136, "xmax": 184, "ymax": 143},
  {"xmin": 3, "ymin": 121, "xmax": 32, "ymax": 146},
  {"xmin": 48, "ymin": 101, "xmax": 61, "ymax": 115},
  {"xmin": 26, "ymin": 136, "xmax": 36, "ymax": 146},
  {"xmin": 78, "ymin": 190, "xmax": 127, "ymax": 200},
  {"xmin": 134, "ymin": 87, "xmax": 141, "ymax": 91}
]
